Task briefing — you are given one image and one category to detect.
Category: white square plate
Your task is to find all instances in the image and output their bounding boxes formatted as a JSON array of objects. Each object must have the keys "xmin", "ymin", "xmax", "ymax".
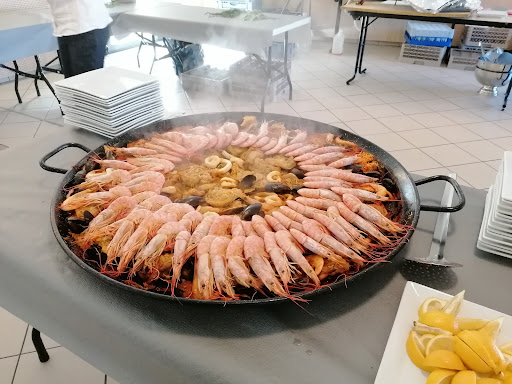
[
  {"xmin": 54, "ymin": 67, "xmax": 159, "ymax": 99},
  {"xmin": 374, "ymin": 282, "xmax": 512, "ymax": 384}
]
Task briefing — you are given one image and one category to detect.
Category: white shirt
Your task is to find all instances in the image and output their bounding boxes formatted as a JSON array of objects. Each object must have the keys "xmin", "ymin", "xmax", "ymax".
[{"xmin": 46, "ymin": 0, "xmax": 113, "ymax": 37}]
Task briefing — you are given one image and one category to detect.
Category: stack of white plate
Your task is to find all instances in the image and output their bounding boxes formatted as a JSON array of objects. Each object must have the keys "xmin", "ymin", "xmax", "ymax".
[
  {"xmin": 54, "ymin": 67, "xmax": 164, "ymax": 138},
  {"xmin": 477, "ymin": 151, "xmax": 512, "ymax": 259}
]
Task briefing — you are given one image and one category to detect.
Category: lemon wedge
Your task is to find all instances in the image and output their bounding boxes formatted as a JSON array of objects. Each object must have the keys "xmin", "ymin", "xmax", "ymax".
[
  {"xmin": 480, "ymin": 319, "xmax": 504, "ymax": 343},
  {"xmin": 458, "ymin": 330, "xmax": 500, "ymax": 374},
  {"xmin": 420, "ymin": 311, "xmax": 456, "ymax": 333},
  {"xmin": 454, "ymin": 336, "xmax": 493, "ymax": 374},
  {"xmin": 452, "ymin": 370, "xmax": 477, "ymax": 384},
  {"xmin": 476, "ymin": 379, "xmax": 503, "ymax": 384},
  {"xmin": 420, "ymin": 298, "xmax": 449, "ymax": 317},
  {"xmin": 407, "ymin": 330, "xmax": 427, "ymax": 370},
  {"xmin": 421, "ymin": 334, "xmax": 437, "ymax": 351},
  {"xmin": 443, "ymin": 291, "xmax": 465, "ymax": 316},
  {"xmin": 427, "ymin": 335, "xmax": 455, "ymax": 355},
  {"xmin": 456, "ymin": 318, "xmax": 490, "ymax": 333},
  {"xmin": 500, "ymin": 343, "xmax": 512, "ymax": 355},
  {"xmin": 423, "ymin": 350, "xmax": 466, "ymax": 372},
  {"xmin": 415, "ymin": 322, "xmax": 453, "ymax": 336},
  {"xmin": 426, "ymin": 369, "xmax": 457, "ymax": 384}
]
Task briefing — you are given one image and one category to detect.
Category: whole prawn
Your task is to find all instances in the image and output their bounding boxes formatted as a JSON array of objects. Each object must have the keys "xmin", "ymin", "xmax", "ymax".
[
  {"xmin": 263, "ymin": 232, "xmax": 294, "ymax": 290},
  {"xmin": 196, "ymin": 235, "xmax": 216, "ymax": 300},
  {"xmin": 210, "ymin": 237, "xmax": 236, "ymax": 298},
  {"xmin": 170, "ymin": 230, "xmax": 192, "ymax": 294},
  {"xmin": 226, "ymin": 236, "xmax": 260, "ymax": 289},
  {"xmin": 331, "ymin": 187, "xmax": 389, "ymax": 201}
]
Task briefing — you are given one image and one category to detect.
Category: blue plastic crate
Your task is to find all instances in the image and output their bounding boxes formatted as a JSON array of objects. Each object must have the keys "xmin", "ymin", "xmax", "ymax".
[{"xmin": 405, "ymin": 31, "xmax": 452, "ymax": 47}]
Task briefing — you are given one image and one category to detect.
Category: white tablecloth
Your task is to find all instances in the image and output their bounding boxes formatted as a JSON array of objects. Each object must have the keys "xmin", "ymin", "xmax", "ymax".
[
  {"xmin": 112, "ymin": 3, "xmax": 311, "ymax": 56},
  {"xmin": 0, "ymin": 8, "xmax": 58, "ymax": 64}
]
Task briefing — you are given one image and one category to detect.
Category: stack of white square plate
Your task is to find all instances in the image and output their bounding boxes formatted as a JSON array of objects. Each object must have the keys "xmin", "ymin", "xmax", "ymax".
[
  {"xmin": 477, "ymin": 151, "xmax": 512, "ymax": 259},
  {"xmin": 54, "ymin": 67, "xmax": 164, "ymax": 138}
]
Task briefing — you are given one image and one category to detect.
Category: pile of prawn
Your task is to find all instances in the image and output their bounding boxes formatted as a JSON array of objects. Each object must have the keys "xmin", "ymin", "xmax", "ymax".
[{"xmin": 59, "ymin": 116, "xmax": 412, "ymax": 302}]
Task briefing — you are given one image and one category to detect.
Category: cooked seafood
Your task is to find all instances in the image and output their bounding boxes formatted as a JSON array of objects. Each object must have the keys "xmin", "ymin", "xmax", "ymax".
[{"xmin": 62, "ymin": 117, "xmax": 409, "ymax": 302}]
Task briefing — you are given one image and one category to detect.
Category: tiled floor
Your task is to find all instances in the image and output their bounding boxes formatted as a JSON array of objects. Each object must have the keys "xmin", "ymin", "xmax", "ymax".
[{"xmin": 1, "ymin": 39, "xmax": 511, "ymax": 383}]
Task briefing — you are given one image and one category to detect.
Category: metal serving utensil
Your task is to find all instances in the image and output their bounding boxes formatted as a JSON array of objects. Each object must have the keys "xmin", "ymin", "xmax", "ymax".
[{"xmin": 406, "ymin": 173, "xmax": 463, "ymax": 268}]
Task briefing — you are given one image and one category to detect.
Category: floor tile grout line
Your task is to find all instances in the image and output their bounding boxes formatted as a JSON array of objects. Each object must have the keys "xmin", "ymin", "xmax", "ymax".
[{"xmin": 11, "ymin": 325, "xmax": 29, "ymax": 384}]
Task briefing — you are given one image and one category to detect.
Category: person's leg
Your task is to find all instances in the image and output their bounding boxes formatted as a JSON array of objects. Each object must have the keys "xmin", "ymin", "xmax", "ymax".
[
  {"xmin": 65, "ymin": 26, "xmax": 110, "ymax": 77},
  {"xmin": 57, "ymin": 36, "xmax": 73, "ymax": 78}
]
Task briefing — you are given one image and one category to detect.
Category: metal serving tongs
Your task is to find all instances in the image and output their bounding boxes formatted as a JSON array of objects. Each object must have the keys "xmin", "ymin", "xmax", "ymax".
[{"xmin": 406, "ymin": 173, "xmax": 463, "ymax": 268}]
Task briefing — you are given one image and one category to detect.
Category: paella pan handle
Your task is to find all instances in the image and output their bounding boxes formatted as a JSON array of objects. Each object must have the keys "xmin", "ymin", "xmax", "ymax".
[
  {"xmin": 415, "ymin": 175, "xmax": 466, "ymax": 213},
  {"xmin": 39, "ymin": 143, "xmax": 91, "ymax": 174}
]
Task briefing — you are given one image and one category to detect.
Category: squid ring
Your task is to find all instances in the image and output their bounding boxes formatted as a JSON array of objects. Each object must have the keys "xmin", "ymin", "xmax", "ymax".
[
  {"xmin": 221, "ymin": 150, "xmax": 244, "ymax": 167},
  {"xmin": 203, "ymin": 211, "xmax": 220, "ymax": 217},
  {"xmin": 216, "ymin": 159, "xmax": 232, "ymax": 174},
  {"xmin": 266, "ymin": 171, "xmax": 281, "ymax": 183},
  {"xmin": 161, "ymin": 186, "xmax": 177, "ymax": 194},
  {"xmin": 205, "ymin": 155, "xmax": 221, "ymax": 169},
  {"xmin": 264, "ymin": 194, "xmax": 282, "ymax": 206},
  {"xmin": 220, "ymin": 177, "xmax": 237, "ymax": 188}
]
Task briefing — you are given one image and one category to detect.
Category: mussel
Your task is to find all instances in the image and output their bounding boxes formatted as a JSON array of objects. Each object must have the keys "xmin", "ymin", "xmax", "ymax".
[
  {"xmin": 241, "ymin": 203, "xmax": 262, "ymax": 221},
  {"xmin": 239, "ymin": 175, "xmax": 256, "ymax": 189},
  {"xmin": 83, "ymin": 158, "xmax": 99, "ymax": 173},
  {"xmin": 290, "ymin": 168, "xmax": 305, "ymax": 179},
  {"xmin": 345, "ymin": 164, "xmax": 363, "ymax": 172},
  {"xmin": 292, "ymin": 185, "xmax": 304, "ymax": 195},
  {"xmin": 382, "ymin": 177, "xmax": 397, "ymax": 193},
  {"xmin": 220, "ymin": 206, "xmax": 245, "ymax": 215},
  {"xmin": 265, "ymin": 183, "xmax": 292, "ymax": 194},
  {"xmin": 73, "ymin": 170, "xmax": 87, "ymax": 185},
  {"xmin": 83, "ymin": 210, "xmax": 95, "ymax": 223},
  {"xmin": 176, "ymin": 196, "xmax": 203, "ymax": 208},
  {"xmin": 67, "ymin": 217, "xmax": 89, "ymax": 234},
  {"xmin": 365, "ymin": 171, "xmax": 381, "ymax": 179}
]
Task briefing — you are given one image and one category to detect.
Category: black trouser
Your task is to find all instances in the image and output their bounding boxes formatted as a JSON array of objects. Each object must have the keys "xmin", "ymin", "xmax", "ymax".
[{"xmin": 57, "ymin": 26, "xmax": 110, "ymax": 78}]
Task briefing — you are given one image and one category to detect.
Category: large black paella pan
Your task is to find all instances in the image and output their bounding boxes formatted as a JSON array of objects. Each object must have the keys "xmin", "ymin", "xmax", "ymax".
[{"xmin": 40, "ymin": 112, "xmax": 465, "ymax": 304}]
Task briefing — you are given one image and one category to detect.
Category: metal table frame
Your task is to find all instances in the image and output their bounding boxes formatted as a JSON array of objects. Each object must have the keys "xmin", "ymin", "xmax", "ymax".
[
  {"xmin": 337, "ymin": 2, "xmax": 512, "ymax": 109},
  {"xmin": 0, "ymin": 55, "xmax": 58, "ymax": 104}
]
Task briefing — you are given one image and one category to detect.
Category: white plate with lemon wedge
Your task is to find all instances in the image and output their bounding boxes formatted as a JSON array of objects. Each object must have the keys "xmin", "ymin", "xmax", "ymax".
[{"xmin": 375, "ymin": 282, "xmax": 512, "ymax": 384}]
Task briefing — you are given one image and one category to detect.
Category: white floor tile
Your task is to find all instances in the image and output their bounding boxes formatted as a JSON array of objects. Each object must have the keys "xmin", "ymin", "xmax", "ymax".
[
  {"xmin": 298, "ymin": 110, "xmax": 339, "ymax": 124},
  {"xmin": 447, "ymin": 96, "xmax": 492, "ymax": 109},
  {"xmin": 0, "ymin": 99, "xmax": 20, "ymax": 110},
  {"xmin": 419, "ymin": 99, "xmax": 459, "ymax": 113},
  {"xmin": 485, "ymin": 160, "xmax": 501, "ymax": 171},
  {"xmin": 346, "ymin": 94, "xmax": 386, "ymax": 107},
  {"xmin": 317, "ymin": 96, "xmax": 355, "ymax": 109},
  {"xmin": 344, "ymin": 119, "xmax": 391, "ymax": 135},
  {"xmin": 389, "ymin": 101, "xmax": 432, "ymax": 115},
  {"xmin": 191, "ymin": 106, "xmax": 226, "ymax": 114},
  {"xmin": 361, "ymin": 104, "xmax": 402, "ymax": 118},
  {"xmin": 398, "ymin": 129, "xmax": 449, "ymax": 148},
  {"xmin": 448, "ymin": 162, "xmax": 497, "ymax": 189},
  {"xmin": 13, "ymin": 348, "xmax": 105, "ymax": 384},
  {"xmin": 409, "ymin": 112, "xmax": 456, "ymax": 128},
  {"xmin": 263, "ymin": 102, "xmax": 299, "ymax": 116},
  {"xmin": 421, "ymin": 144, "xmax": 479, "ymax": 166},
  {"xmin": 289, "ymin": 89, "xmax": 314, "ymax": 101},
  {"xmin": 224, "ymin": 104, "xmax": 260, "ymax": 112},
  {"xmin": 13, "ymin": 97, "xmax": 55, "ymax": 111},
  {"xmin": 439, "ymin": 109, "xmax": 484, "ymax": 125},
  {"xmin": 0, "ymin": 307, "xmax": 27, "ymax": 358},
  {"xmin": 21, "ymin": 328, "xmax": 60, "ymax": 354},
  {"xmin": 294, "ymin": 79, "xmax": 328, "ymax": 90},
  {"xmin": 490, "ymin": 136, "xmax": 512, "ymax": 151},
  {"xmin": 493, "ymin": 119, "xmax": 512, "ymax": 131},
  {"xmin": 413, "ymin": 167, "xmax": 472, "ymax": 187},
  {"xmin": 389, "ymin": 148, "xmax": 442, "ymax": 171},
  {"xmin": 0, "ymin": 144, "xmax": 7, "ymax": 151},
  {"xmin": 400, "ymin": 89, "xmax": 438, "ymax": 101},
  {"xmin": 377, "ymin": 115, "xmax": 425, "ymax": 132},
  {"xmin": 363, "ymin": 132, "xmax": 414, "ymax": 151},
  {"xmin": 0, "ymin": 110, "xmax": 7, "ymax": 124},
  {"xmin": 463, "ymin": 121, "xmax": 512, "ymax": 139},
  {"xmin": 332, "ymin": 85, "xmax": 368, "ymax": 97},
  {"xmin": 107, "ymin": 377, "xmax": 121, "ymax": 384},
  {"xmin": 0, "ymin": 137, "xmax": 35, "ymax": 149},
  {"xmin": 430, "ymin": 125, "xmax": 483, "ymax": 143},
  {"xmin": 470, "ymin": 107, "xmax": 511, "ymax": 122},
  {"xmin": 330, "ymin": 107, "xmax": 372, "ymax": 122},
  {"xmin": 456, "ymin": 140, "xmax": 504, "ymax": 161},
  {"xmin": 306, "ymin": 88, "xmax": 341, "ymax": 99},
  {"xmin": 286, "ymin": 99, "xmax": 325, "ymax": 112},
  {"xmin": 374, "ymin": 91, "xmax": 412, "ymax": 104},
  {"xmin": 0, "ymin": 356, "xmax": 17, "ymax": 384}
]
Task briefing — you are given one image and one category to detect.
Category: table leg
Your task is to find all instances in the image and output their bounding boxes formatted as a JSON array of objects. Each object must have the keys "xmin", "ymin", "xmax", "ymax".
[
  {"xmin": 284, "ymin": 31, "xmax": 293, "ymax": 101},
  {"xmin": 33, "ymin": 57, "xmax": 41, "ymax": 97},
  {"xmin": 150, "ymin": 34, "xmax": 157, "ymax": 75},
  {"xmin": 13, "ymin": 61, "xmax": 22, "ymax": 104},
  {"xmin": 34, "ymin": 55, "xmax": 59, "ymax": 104},
  {"xmin": 502, "ymin": 79, "xmax": 512, "ymax": 111},
  {"xmin": 334, "ymin": 0, "xmax": 342, "ymax": 35},
  {"xmin": 358, "ymin": 16, "xmax": 369, "ymax": 75},
  {"xmin": 137, "ymin": 33, "xmax": 144, "ymax": 69},
  {"xmin": 346, "ymin": 16, "xmax": 367, "ymax": 85},
  {"xmin": 261, "ymin": 46, "xmax": 273, "ymax": 114},
  {"xmin": 31, "ymin": 328, "xmax": 50, "ymax": 363}
]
